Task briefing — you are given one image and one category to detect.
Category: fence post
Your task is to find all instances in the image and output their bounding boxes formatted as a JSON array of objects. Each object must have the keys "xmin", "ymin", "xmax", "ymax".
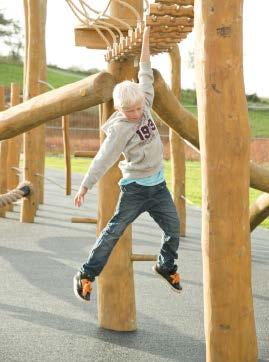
[{"xmin": 0, "ymin": 85, "xmax": 8, "ymax": 217}]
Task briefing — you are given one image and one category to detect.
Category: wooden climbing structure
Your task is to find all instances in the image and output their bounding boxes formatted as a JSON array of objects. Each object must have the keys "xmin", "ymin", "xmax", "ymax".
[
  {"xmin": 0, "ymin": 0, "xmax": 261, "ymax": 359},
  {"xmin": 70, "ymin": 0, "xmax": 194, "ymax": 60}
]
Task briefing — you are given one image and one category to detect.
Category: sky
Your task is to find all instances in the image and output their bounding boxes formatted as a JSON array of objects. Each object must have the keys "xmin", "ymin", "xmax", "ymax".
[{"xmin": 1, "ymin": 0, "xmax": 269, "ymax": 97}]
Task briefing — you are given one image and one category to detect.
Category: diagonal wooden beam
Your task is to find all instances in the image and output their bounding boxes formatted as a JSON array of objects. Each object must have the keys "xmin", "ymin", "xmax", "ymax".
[
  {"xmin": 152, "ymin": 68, "xmax": 269, "ymax": 194},
  {"xmin": 0, "ymin": 72, "xmax": 115, "ymax": 140},
  {"xmin": 250, "ymin": 193, "xmax": 269, "ymax": 231}
]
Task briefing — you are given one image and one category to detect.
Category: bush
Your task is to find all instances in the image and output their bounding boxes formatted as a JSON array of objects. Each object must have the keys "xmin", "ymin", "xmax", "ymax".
[{"xmin": 246, "ymin": 93, "xmax": 261, "ymax": 103}]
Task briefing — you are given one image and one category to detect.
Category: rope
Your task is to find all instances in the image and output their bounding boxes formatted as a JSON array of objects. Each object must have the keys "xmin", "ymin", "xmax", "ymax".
[
  {"xmin": 77, "ymin": 0, "xmax": 132, "ymax": 29},
  {"xmin": 65, "ymin": 0, "xmax": 112, "ymax": 46},
  {"xmin": 66, "ymin": 0, "xmax": 91, "ymax": 27},
  {"xmin": 0, "ymin": 181, "xmax": 33, "ymax": 208},
  {"xmin": 98, "ymin": 19, "xmax": 123, "ymax": 38},
  {"xmin": 93, "ymin": 25, "xmax": 111, "ymax": 47},
  {"xmin": 88, "ymin": 0, "xmax": 124, "ymax": 38},
  {"xmin": 65, "ymin": 0, "xmax": 133, "ymax": 31},
  {"xmin": 96, "ymin": 24, "xmax": 117, "ymax": 43},
  {"xmin": 91, "ymin": 0, "xmax": 112, "ymax": 23}
]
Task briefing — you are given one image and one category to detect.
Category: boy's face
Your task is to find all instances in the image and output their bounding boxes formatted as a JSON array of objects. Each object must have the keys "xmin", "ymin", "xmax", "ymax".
[{"xmin": 120, "ymin": 101, "xmax": 144, "ymax": 122}]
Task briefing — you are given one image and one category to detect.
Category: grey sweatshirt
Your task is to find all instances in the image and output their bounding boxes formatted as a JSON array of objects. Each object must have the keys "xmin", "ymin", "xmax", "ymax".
[{"xmin": 81, "ymin": 62, "xmax": 163, "ymax": 190}]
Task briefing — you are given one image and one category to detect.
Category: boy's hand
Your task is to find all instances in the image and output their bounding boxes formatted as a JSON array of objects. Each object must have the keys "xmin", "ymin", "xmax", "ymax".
[{"xmin": 74, "ymin": 186, "xmax": 88, "ymax": 207}]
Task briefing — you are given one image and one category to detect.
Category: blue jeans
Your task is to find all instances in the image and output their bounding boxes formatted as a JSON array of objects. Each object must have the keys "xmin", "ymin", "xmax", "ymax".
[{"xmin": 81, "ymin": 181, "xmax": 180, "ymax": 281}]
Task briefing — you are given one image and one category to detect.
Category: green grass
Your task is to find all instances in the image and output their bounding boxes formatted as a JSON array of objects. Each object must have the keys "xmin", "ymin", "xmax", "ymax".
[
  {"xmin": 0, "ymin": 63, "xmax": 23, "ymax": 84},
  {"xmin": 249, "ymin": 109, "xmax": 269, "ymax": 137},
  {"xmin": 46, "ymin": 155, "xmax": 91, "ymax": 174},
  {"xmin": 0, "ymin": 62, "xmax": 85, "ymax": 88},
  {"xmin": 183, "ymin": 106, "xmax": 269, "ymax": 138},
  {"xmin": 46, "ymin": 156, "xmax": 269, "ymax": 229}
]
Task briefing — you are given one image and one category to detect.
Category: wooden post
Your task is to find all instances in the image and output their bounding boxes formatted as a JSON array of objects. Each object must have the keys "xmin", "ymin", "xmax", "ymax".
[
  {"xmin": 23, "ymin": 0, "xmax": 28, "ymax": 97},
  {"xmin": 97, "ymin": 61, "xmax": 136, "ymax": 332},
  {"xmin": 7, "ymin": 83, "xmax": 22, "ymax": 212},
  {"xmin": 0, "ymin": 85, "xmax": 7, "ymax": 217},
  {"xmin": 110, "ymin": 0, "xmax": 143, "ymax": 21},
  {"xmin": 37, "ymin": 0, "xmax": 47, "ymax": 204},
  {"xmin": 96, "ymin": 0, "xmax": 143, "ymax": 332},
  {"xmin": 21, "ymin": 0, "xmax": 40, "ymax": 221},
  {"xmin": 21, "ymin": 0, "xmax": 46, "ymax": 222},
  {"xmin": 194, "ymin": 1, "xmax": 257, "ymax": 361},
  {"xmin": 169, "ymin": 45, "xmax": 186, "ymax": 236},
  {"xmin": 62, "ymin": 115, "xmax": 71, "ymax": 195}
]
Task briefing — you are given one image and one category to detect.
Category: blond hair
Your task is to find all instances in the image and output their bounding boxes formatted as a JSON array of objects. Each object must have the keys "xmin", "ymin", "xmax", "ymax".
[{"xmin": 113, "ymin": 80, "xmax": 145, "ymax": 110}]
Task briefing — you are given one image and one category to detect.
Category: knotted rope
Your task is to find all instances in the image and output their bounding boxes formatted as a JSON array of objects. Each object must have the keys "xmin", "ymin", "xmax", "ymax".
[{"xmin": 0, "ymin": 181, "xmax": 33, "ymax": 208}]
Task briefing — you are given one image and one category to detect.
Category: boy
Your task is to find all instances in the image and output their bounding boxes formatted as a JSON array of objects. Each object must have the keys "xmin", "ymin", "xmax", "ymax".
[{"xmin": 73, "ymin": 27, "xmax": 181, "ymax": 302}]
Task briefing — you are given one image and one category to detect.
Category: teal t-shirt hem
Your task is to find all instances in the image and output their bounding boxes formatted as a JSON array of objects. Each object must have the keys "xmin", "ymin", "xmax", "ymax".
[{"xmin": 119, "ymin": 169, "xmax": 165, "ymax": 187}]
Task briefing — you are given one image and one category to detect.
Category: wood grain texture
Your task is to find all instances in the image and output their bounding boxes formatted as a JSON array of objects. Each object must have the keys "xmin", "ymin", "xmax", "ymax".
[{"xmin": 194, "ymin": 0, "xmax": 257, "ymax": 360}]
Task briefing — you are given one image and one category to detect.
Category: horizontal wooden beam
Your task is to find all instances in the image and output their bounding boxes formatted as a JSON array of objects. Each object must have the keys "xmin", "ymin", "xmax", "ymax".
[
  {"xmin": 71, "ymin": 217, "xmax": 97, "ymax": 224},
  {"xmin": 131, "ymin": 254, "xmax": 157, "ymax": 261},
  {"xmin": 75, "ymin": 27, "xmax": 128, "ymax": 50},
  {"xmin": 74, "ymin": 151, "xmax": 98, "ymax": 158},
  {"xmin": 150, "ymin": 3, "xmax": 194, "ymax": 18},
  {"xmin": 151, "ymin": 25, "xmax": 193, "ymax": 33},
  {"xmin": 155, "ymin": 0, "xmax": 194, "ymax": 5},
  {"xmin": 146, "ymin": 15, "xmax": 194, "ymax": 27}
]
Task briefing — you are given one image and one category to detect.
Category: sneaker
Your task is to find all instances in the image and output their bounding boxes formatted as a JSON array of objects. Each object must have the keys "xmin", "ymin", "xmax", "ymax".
[
  {"xmin": 73, "ymin": 271, "xmax": 93, "ymax": 302},
  {"xmin": 152, "ymin": 264, "xmax": 182, "ymax": 293}
]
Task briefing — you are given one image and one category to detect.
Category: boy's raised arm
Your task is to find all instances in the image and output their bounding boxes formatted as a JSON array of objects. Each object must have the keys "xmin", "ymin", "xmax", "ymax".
[
  {"xmin": 138, "ymin": 27, "xmax": 154, "ymax": 108},
  {"xmin": 140, "ymin": 26, "xmax": 150, "ymax": 63}
]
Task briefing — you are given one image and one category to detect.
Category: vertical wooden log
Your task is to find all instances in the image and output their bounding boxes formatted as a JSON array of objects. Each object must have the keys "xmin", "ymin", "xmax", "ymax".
[
  {"xmin": 97, "ymin": 60, "xmax": 136, "ymax": 332},
  {"xmin": 7, "ymin": 83, "xmax": 22, "ymax": 212},
  {"xmin": 169, "ymin": 45, "xmax": 186, "ymax": 237},
  {"xmin": 194, "ymin": 1, "xmax": 257, "ymax": 361},
  {"xmin": 37, "ymin": 0, "xmax": 47, "ymax": 204},
  {"xmin": 97, "ymin": 0, "xmax": 143, "ymax": 332},
  {"xmin": 0, "ymin": 86, "xmax": 7, "ymax": 217},
  {"xmin": 110, "ymin": 0, "xmax": 143, "ymax": 21},
  {"xmin": 21, "ymin": 0, "xmax": 46, "ymax": 222},
  {"xmin": 62, "ymin": 115, "xmax": 71, "ymax": 195},
  {"xmin": 23, "ymin": 0, "xmax": 28, "ymax": 99}
]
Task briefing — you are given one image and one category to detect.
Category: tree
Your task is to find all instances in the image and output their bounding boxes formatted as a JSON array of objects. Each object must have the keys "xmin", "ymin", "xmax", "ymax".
[
  {"xmin": 0, "ymin": 12, "xmax": 13, "ymax": 37},
  {"xmin": 0, "ymin": 10, "xmax": 23, "ymax": 61},
  {"xmin": 4, "ymin": 21, "xmax": 23, "ymax": 61}
]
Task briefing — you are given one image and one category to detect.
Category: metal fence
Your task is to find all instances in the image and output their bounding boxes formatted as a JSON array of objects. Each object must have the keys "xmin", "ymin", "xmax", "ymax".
[
  {"xmin": 45, "ymin": 107, "xmax": 172, "ymax": 155},
  {"xmin": 46, "ymin": 105, "xmax": 269, "ymax": 161}
]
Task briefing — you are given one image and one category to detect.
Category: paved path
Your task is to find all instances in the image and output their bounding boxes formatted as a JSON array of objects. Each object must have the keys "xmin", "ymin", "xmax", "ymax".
[{"xmin": 0, "ymin": 169, "xmax": 268, "ymax": 361}]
